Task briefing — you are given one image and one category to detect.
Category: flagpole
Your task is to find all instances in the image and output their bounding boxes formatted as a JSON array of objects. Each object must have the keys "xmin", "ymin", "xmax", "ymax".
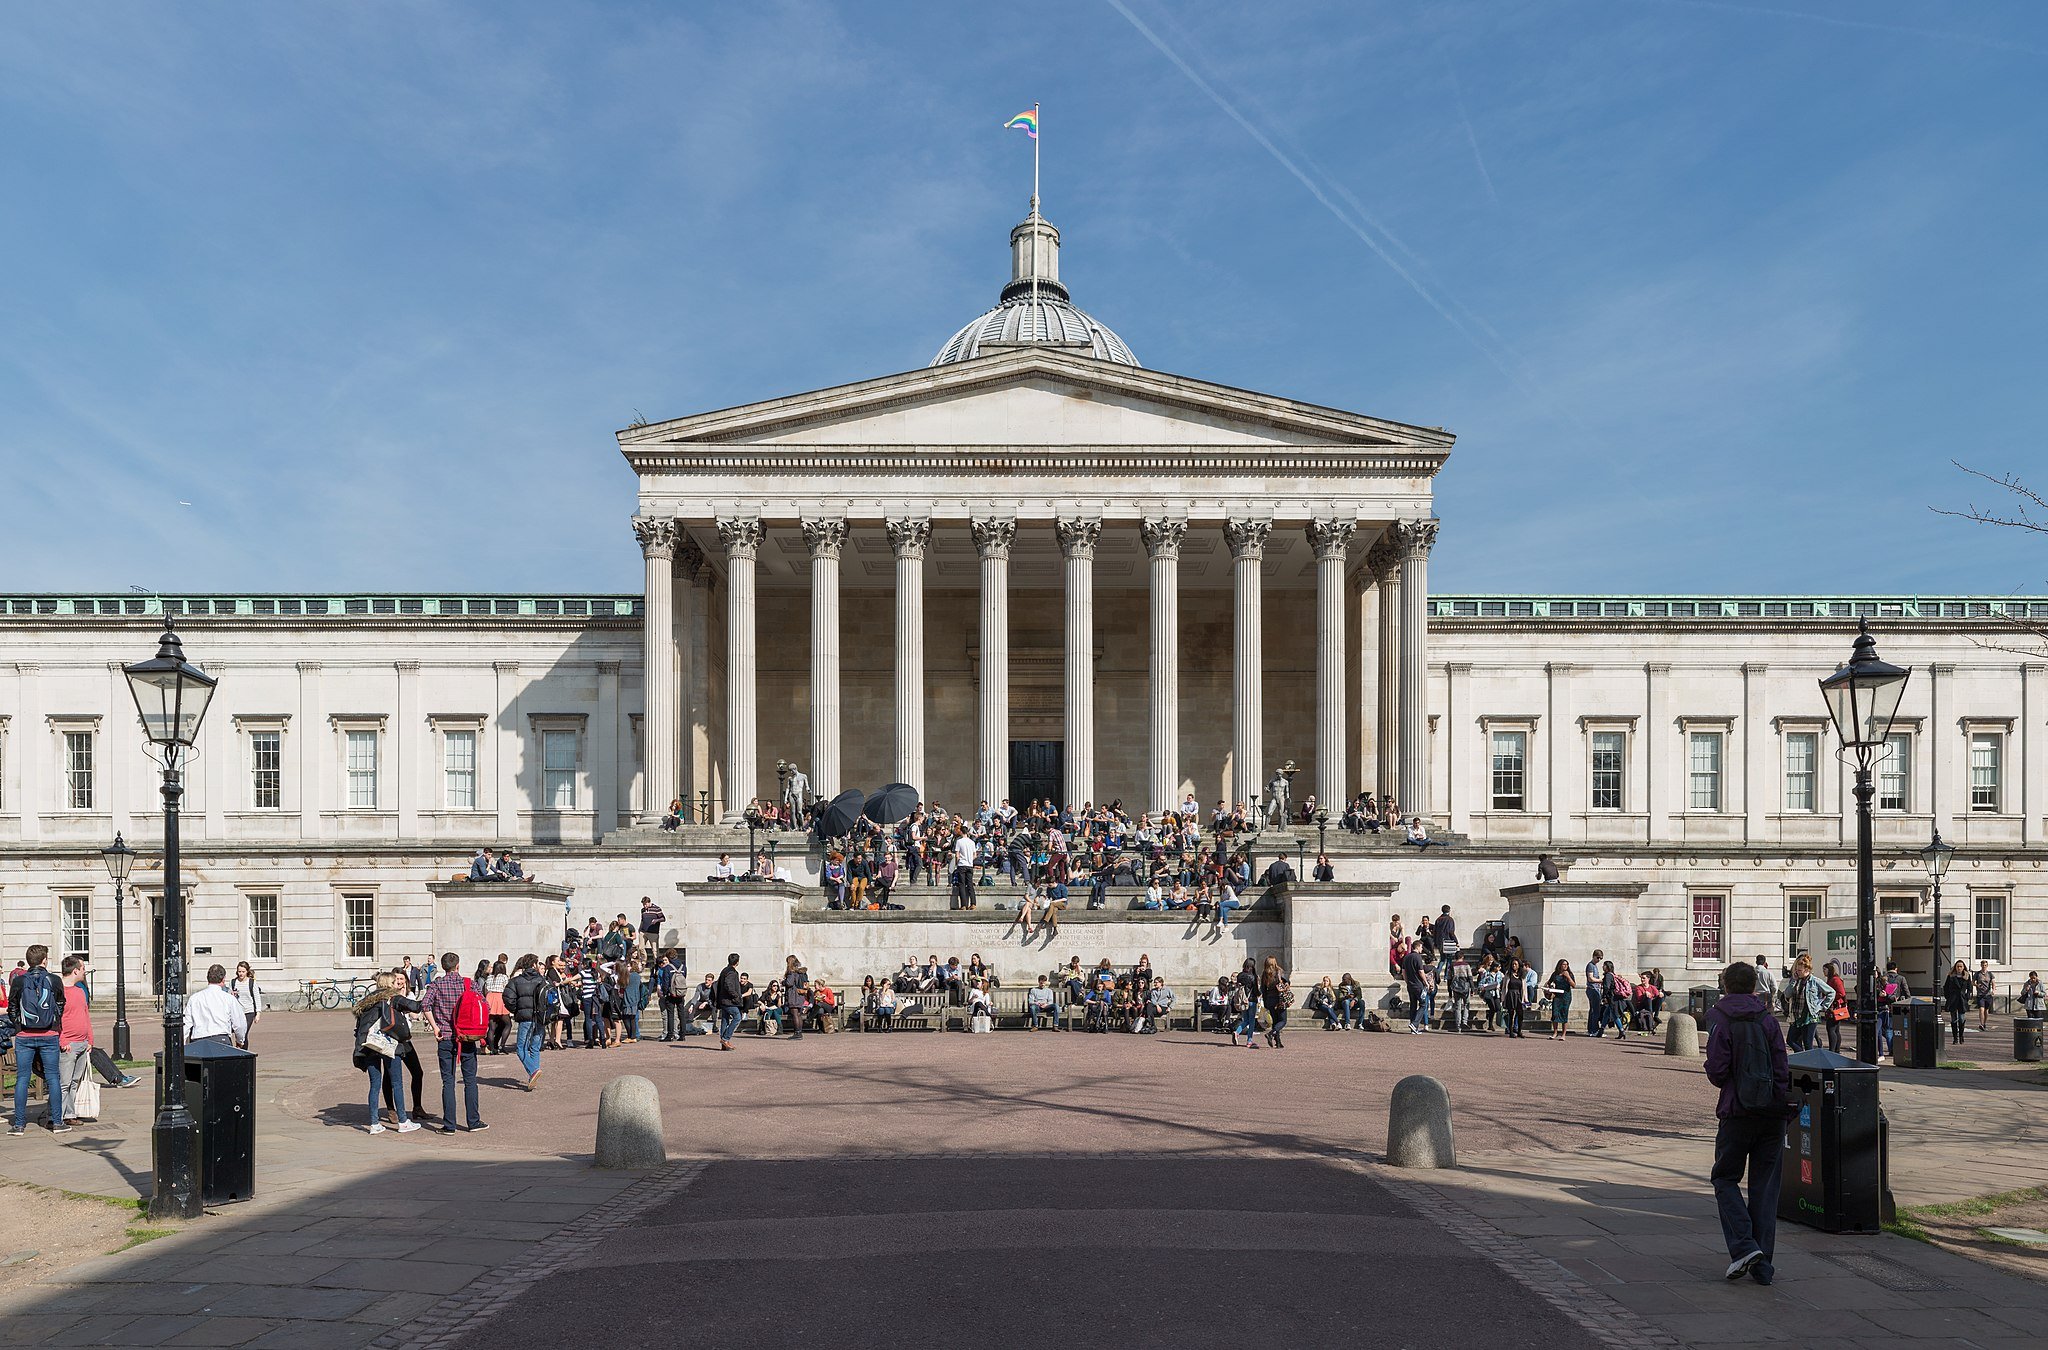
[{"xmin": 1032, "ymin": 102, "xmax": 1040, "ymax": 210}]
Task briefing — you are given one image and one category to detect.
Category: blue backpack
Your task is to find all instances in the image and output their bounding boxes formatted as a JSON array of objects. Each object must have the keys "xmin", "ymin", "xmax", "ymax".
[{"xmin": 14, "ymin": 967, "xmax": 58, "ymax": 1032}]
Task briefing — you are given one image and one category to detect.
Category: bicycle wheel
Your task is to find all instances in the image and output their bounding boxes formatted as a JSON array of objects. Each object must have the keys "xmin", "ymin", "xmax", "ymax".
[{"xmin": 317, "ymin": 984, "xmax": 341, "ymax": 1010}]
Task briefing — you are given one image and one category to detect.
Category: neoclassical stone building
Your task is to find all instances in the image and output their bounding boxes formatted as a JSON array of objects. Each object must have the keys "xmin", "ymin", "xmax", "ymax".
[{"xmin": 1, "ymin": 200, "xmax": 2042, "ymax": 994}]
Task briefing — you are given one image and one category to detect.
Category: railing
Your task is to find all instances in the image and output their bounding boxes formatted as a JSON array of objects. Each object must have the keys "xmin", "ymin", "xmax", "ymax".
[
  {"xmin": 1431, "ymin": 595, "xmax": 2048, "ymax": 621},
  {"xmin": 0, "ymin": 594, "xmax": 642, "ymax": 620}
]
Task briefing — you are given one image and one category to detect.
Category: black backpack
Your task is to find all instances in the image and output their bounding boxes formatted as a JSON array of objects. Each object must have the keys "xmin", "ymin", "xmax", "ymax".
[
  {"xmin": 1726, "ymin": 1012, "xmax": 1785, "ymax": 1115},
  {"xmin": 13, "ymin": 967, "xmax": 58, "ymax": 1032}
]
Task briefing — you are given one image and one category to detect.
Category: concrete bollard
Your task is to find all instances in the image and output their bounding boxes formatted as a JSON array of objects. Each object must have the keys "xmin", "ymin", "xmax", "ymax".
[
  {"xmin": 1664, "ymin": 1012, "xmax": 1700, "ymax": 1057},
  {"xmin": 1386, "ymin": 1074, "xmax": 1456, "ymax": 1169},
  {"xmin": 594, "ymin": 1075, "xmax": 666, "ymax": 1170}
]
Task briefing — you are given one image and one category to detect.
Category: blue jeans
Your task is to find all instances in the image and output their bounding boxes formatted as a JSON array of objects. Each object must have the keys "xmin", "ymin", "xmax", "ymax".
[
  {"xmin": 1337, "ymin": 997, "xmax": 1362, "ymax": 1028},
  {"xmin": 514, "ymin": 1020, "xmax": 542, "ymax": 1077},
  {"xmin": 717, "ymin": 1005, "xmax": 743, "ymax": 1043},
  {"xmin": 1028, "ymin": 1003, "xmax": 1060, "ymax": 1029},
  {"xmin": 1876, "ymin": 1007, "xmax": 1893, "ymax": 1053},
  {"xmin": 1216, "ymin": 899, "xmax": 1240, "ymax": 925},
  {"xmin": 1408, "ymin": 988, "xmax": 1428, "ymax": 1030},
  {"xmin": 1233, "ymin": 1005, "xmax": 1259, "ymax": 1041},
  {"xmin": 1586, "ymin": 991, "xmax": 1605, "ymax": 1036},
  {"xmin": 12, "ymin": 1038, "xmax": 61, "ymax": 1129},
  {"xmin": 1712, "ymin": 1114, "xmax": 1784, "ymax": 1269},
  {"xmin": 437, "ymin": 1040, "xmax": 481, "ymax": 1128},
  {"xmin": 366, "ymin": 1055, "xmax": 407, "ymax": 1125}
]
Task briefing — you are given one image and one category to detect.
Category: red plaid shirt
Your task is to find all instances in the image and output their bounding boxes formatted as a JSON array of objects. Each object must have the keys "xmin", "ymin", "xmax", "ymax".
[{"xmin": 422, "ymin": 973, "xmax": 467, "ymax": 1040}]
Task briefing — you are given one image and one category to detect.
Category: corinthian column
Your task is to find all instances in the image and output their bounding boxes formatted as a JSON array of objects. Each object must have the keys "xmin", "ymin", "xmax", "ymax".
[
  {"xmin": 1055, "ymin": 516, "xmax": 1101, "ymax": 808},
  {"xmin": 1224, "ymin": 519, "xmax": 1271, "ymax": 810},
  {"xmin": 801, "ymin": 518, "xmax": 847, "ymax": 799},
  {"xmin": 971, "ymin": 517, "xmax": 1016, "ymax": 808},
  {"xmin": 1395, "ymin": 519, "xmax": 1439, "ymax": 820},
  {"xmin": 1141, "ymin": 517, "xmax": 1186, "ymax": 813},
  {"xmin": 1369, "ymin": 534, "xmax": 1401, "ymax": 800},
  {"xmin": 679, "ymin": 543, "xmax": 712, "ymax": 815},
  {"xmin": 717, "ymin": 517, "xmax": 765, "ymax": 821},
  {"xmin": 1308, "ymin": 519, "xmax": 1354, "ymax": 816},
  {"xmin": 886, "ymin": 518, "xmax": 931, "ymax": 791},
  {"xmin": 632, "ymin": 516, "xmax": 680, "ymax": 824}
]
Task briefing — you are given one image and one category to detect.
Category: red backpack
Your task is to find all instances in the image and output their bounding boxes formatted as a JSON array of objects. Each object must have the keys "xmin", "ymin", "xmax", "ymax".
[{"xmin": 453, "ymin": 979, "xmax": 489, "ymax": 1042}]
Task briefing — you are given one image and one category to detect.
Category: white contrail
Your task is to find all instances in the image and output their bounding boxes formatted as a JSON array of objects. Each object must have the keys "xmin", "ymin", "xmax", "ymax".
[
  {"xmin": 1102, "ymin": 0, "xmax": 1526, "ymax": 386},
  {"xmin": 1441, "ymin": 50, "xmax": 1499, "ymax": 207},
  {"xmin": 1613, "ymin": 0, "xmax": 2048, "ymax": 58}
]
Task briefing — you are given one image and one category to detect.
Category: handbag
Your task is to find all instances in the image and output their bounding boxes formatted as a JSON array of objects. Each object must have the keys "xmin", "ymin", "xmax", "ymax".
[
  {"xmin": 363, "ymin": 1026, "xmax": 399, "ymax": 1058},
  {"xmin": 71, "ymin": 1077, "xmax": 101, "ymax": 1121}
]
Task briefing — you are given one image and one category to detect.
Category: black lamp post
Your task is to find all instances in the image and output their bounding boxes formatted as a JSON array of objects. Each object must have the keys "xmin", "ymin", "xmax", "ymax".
[
  {"xmin": 100, "ymin": 833, "xmax": 137, "ymax": 1062},
  {"xmin": 767, "ymin": 837, "xmax": 779, "ymax": 881},
  {"xmin": 1315, "ymin": 809, "xmax": 1329, "ymax": 864},
  {"xmin": 1919, "ymin": 830, "xmax": 1955, "ymax": 998},
  {"xmin": 123, "ymin": 618, "xmax": 219, "ymax": 1221},
  {"xmin": 1818, "ymin": 620, "xmax": 1910, "ymax": 1065}
]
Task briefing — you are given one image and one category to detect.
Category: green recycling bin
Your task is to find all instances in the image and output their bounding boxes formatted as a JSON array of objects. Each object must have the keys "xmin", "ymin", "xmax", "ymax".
[{"xmin": 1780, "ymin": 1048, "xmax": 1882, "ymax": 1235}]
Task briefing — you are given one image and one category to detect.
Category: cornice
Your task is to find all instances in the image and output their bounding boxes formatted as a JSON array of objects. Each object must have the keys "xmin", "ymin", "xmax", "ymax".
[{"xmin": 623, "ymin": 444, "xmax": 1450, "ymax": 476}]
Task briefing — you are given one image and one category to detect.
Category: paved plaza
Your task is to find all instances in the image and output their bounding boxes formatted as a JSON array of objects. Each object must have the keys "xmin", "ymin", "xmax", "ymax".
[{"xmin": 1, "ymin": 1008, "xmax": 2045, "ymax": 1348}]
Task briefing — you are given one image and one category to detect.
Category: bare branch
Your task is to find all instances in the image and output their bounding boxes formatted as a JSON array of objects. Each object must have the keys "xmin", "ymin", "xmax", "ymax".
[{"xmin": 1932, "ymin": 461, "xmax": 2048, "ymax": 533}]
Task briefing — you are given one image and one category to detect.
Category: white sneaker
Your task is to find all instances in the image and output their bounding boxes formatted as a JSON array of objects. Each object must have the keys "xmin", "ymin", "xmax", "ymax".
[
  {"xmin": 367, "ymin": 1123, "xmax": 387, "ymax": 1135},
  {"xmin": 396, "ymin": 1120, "xmax": 421, "ymax": 1134},
  {"xmin": 1725, "ymin": 1250, "xmax": 1764, "ymax": 1280}
]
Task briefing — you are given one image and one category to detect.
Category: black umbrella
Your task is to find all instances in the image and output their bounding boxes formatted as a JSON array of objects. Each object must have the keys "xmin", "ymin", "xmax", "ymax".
[
  {"xmin": 816, "ymin": 788, "xmax": 867, "ymax": 839},
  {"xmin": 863, "ymin": 782, "xmax": 919, "ymax": 826}
]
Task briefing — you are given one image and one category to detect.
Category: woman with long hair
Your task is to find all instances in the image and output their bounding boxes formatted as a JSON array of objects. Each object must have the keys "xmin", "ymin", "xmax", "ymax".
[
  {"xmin": 1260, "ymin": 955, "xmax": 1291, "ymax": 1049},
  {"xmin": 351, "ymin": 972, "xmax": 422, "ymax": 1134},
  {"xmin": 1786, "ymin": 953, "xmax": 1824, "ymax": 1051},
  {"xmin": 1501, "ymin": 959, "xmax": 1527, "ymax": 1039},
  {"xmin": 1821, "ymin": 960, "xmax": 1850, "ymax": 1054},
  {"xmin": 1544, "ymin": 959, "xmax": 1575, "ymax": 1041},
  {"xmin": 1229, "ymin": 958, "xmax": 1261, "ymax": 1049},
  {"xmin": 229, "ymin": 960, "xmax": 263, "ymax": 1049},
  {"xmin": 483, "ymin": 957, "xmax": 511, "ymax": 1055},
  {"xmin": 1941, "ymin": 959, "xmax": 1971, "ymax": 1045}
]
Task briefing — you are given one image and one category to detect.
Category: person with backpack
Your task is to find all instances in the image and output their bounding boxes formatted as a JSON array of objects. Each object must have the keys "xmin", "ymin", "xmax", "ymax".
[
  {"xmin": 1260, "ymin": 956, "xmax": 1292, "ymax": 1049},
  {"xmin": 422, "ymin": 952, "xmax": 489, "ymax": 1133},
  {"xmin": 1821, "ymin": 960, "xmax": 1851, "ymax": 1054},
  {"xmin": 502, "ymin": 954, "xmax": 547, "ymax": 1090},
  {"xmin": 655, "ymin": 950, "xmax": 691, "ymax": 1041},
  {"xmin": 1228, "ymin": 959, "xmax": 1261, "ymax": 1049},
  {"xmin": 1703, "ymin": 960, "xmax": 1791, "ymax": 1285}
]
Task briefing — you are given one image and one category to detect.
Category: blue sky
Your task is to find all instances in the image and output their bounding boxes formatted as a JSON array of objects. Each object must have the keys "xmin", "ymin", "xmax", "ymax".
[{"xmin": 3, "ymin": 0, "xmax": 2043, "ymax": 596}]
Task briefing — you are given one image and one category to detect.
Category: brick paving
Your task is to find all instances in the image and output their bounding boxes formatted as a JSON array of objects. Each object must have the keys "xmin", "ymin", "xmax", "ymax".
[{"xmin": 0, "ymin": 1010, "xmax": 2043, "ymax": 1347}]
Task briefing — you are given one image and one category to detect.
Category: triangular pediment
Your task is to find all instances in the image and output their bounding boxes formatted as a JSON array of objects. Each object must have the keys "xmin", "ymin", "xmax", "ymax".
[{"xmin": 619, "ymin": 349, "xmax": 1451, "ymax": 453}]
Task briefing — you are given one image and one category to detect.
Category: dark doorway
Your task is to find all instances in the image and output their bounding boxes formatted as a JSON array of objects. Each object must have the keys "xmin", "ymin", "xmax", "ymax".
[
  {"xmin": 1008, "ymin": 740, "xmax": 1063, "ymax": 809},
  {"xmin": 149, "ymin": 904, "xmax": 166, "ymax": 997}
]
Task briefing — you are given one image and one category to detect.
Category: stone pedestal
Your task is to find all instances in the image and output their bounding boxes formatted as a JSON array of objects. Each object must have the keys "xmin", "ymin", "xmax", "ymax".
[
  {"xmin": 426, "ymin": 882, "xmax": 574, "ymax": 964},
  {"xmin": 1279, "ymin": 879, "xmax": 1400, "ymax": 983},
  {"xmin": 674, "ymin": 879, "xmax": 804, "ymax": 975},
  {"xmin": 1500, "ymin": 880, "xmax": 1648, "ymax": 982}
]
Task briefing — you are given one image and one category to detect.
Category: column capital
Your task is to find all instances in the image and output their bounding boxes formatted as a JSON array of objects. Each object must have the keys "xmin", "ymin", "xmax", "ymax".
[
  {"xmin": 1223, "ymin": 518, "xmax": 1272, "ymax": 560},
  {"xmin": 632, "ymin": 515, "xmax": 681, "ymax": 561},
  {"xmin": 716, "ymin": 517, "xmax": 766, "ymax": 560},
  {"xmin": 1393, "ymin": 517, "xmax": 1440, "ymax": 561},
  {"xmin": 885, "ymin": 517, "xmax": 932, "ymax": 560},
  {"xmin": 1306, "ymin": 518, "xmax": 1355, "ymax": 561},
  {"xmin": 801, "ymin": 517, "xmax": 849, "ymax": 560},
  {"xmin": 1363, "ymin": 530, "xmax": 1401, "ymax": 582},
  {"xmin": 672, "ymin": 539, "xmax": 709, "ymax": 581},
  {"xmin": 970, "ymin": 516, "xmax": 1017, "ymax": 560},
  {"xmin": 1054, "ymin": 516, "xmax": 1102, "ymax": 560},
  {"xmin": 1139, "ymin": 516, "xmax": 1187, "ymax": 559}
]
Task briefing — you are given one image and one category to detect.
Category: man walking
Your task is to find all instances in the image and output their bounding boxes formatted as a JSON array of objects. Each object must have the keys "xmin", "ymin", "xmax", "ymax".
[
  {"xmin": 1402, "ymin": 941, "xmax": 1431, "ymax": 1033},
  {"xmin": 714, "ymin": 953, "xmax": 745, "ymax": 1050},
  {"xmin": 8, "ymin": 946, "xmax": 67, "ymax": 1136},
  {"xmin": 1753, "ymin": 955, "xmax": 1778, "ymax": 1009},
  {"xmin": 638, "ymin": 897, "xmax": 666, "ymax": 955},
  {"xmin": 183, "ymin": 964, "xmax": 248, "ymax": 1047},
  {"xmin": 423, "ymin": 953, "xmax": 488, "ymax": 1132},
  {"xmin": 503, "ymin": 954, "xmax": 547, "ymax": 1090},
  {"xmin": 655, "ymin": 950, "xmax": 690, "ymax": 1040},
  {"xmin": 1703, "ymin": 960, "xmax": 1791, "ymax": 1285}
]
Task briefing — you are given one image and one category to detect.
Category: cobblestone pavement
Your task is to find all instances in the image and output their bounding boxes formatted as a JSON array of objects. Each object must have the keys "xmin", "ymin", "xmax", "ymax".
[{"xmin": 0, "ymin": 1011, "xmax": 2042, "ymax": 1348}]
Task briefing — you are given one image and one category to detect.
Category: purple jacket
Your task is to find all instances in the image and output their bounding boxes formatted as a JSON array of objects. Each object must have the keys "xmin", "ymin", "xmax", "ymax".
[{"xmin": 1703, "ymin": 992, "xmax": 1790, "ymax": 1119}]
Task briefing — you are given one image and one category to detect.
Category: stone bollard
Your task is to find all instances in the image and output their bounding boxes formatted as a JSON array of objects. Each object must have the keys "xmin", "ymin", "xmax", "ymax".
[
  {"xmin": 594, "ymin": 1075, "xmax": 666, "ymax": 1170},
  {"xmin": 1386, "ymin": 1074, "xmax": 1455, "ymax": 1169},
  {"xmin": 1664, "ymin": 1012, "xmax": 1700, "ymax": 1057}
]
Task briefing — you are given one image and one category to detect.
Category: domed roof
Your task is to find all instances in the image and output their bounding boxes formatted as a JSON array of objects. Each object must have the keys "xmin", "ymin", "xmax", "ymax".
[{"xmin": 930, "ymin": 199, "xmax": 1139, "ymax": 368}]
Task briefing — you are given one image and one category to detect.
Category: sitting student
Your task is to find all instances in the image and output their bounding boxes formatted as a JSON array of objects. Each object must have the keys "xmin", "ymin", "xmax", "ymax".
[
  {"xmin": 1336, "ymin": 972, "xmax": 1365, "ymax": 1029},
  {"xmin": 1212, "ymin": 882, "xmax": 1242, "ymax": 929},
  {"xmin": 1306, "ymin": 976, "xmax": 1340, "ymax": 1029},
  {"xmin": 468, "ymin": 848, "xmax": 497, "ymax": 882},
  {"xmin": 1402, "ymin": 817, "xmax": 1441, "ymax": 850},
  {"xmin": 872, "ymin": 982, "xmax": 899, "ymax": 1032},
  {"xmin": 966, "ymin": 979, "xmax": 993, "ymax": 1032},
  {"xmin": 708, "ymin": 853, "xmax": 736, "ymax": 882},
  {"xmin": 1141, "ymin": 880, "xmax": 1165, "ymax": 911},
  {"xmin": 1110, "ymin": 979, "xmax": 1136, "ymax": 1032},
  {"xmin": 661, "ymin": 797, "xmax": 684, "ymax": 832},
  {"xmin": 1026, "ymin": 976, "xmax": 1060, "ymax": 1031},
  {"xmin": 1145, "ymin": 980, "xmax": 1174, "ymax": 1034},
  {"xmin": 496, "ymin": 851, "xmax": 531, "ymax": 881}
]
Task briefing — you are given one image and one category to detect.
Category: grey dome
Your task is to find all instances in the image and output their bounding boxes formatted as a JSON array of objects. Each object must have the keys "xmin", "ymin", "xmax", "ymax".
[{"xmin": 930, "ymin": 198, "xmax": 1139, "ymax": 368}]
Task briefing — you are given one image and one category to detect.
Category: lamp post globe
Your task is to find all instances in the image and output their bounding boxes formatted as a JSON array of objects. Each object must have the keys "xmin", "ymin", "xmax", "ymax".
[
  {"xmin": 1919, "ymin": 830, "xmax": 1956, "ymax": 996},
  {"xmin": 1315, "ymin": 809, "xmax": 1329, "ymax": 863},
  {"xmin": 1817, "ymin": 620, "xmax": 1911, "ymax": 1065},
  {"xmin": 122, "ymin": 618, "xmax": 219, "ymax": 1221},
  {"xmin": 100, "ymin": 833, "xmax": 137, "ymax": 1062}
]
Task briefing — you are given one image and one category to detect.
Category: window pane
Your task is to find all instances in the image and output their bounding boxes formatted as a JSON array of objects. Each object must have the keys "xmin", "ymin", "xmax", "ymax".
[
  {"xmin": 346, "ymin": 731, "xmax": 379, "ymax": 809},
  {"xmin": 344, "ymin": 894, "xmax": 375, "ymax": 960},
  {"xmin": 1970, "ymin": 734, "xmax": 2001, "ymax": 812},
  {"xmin": 543, "ymin": 729, "xmax": 577, "ymax": 810},
  {"xmin": 1878, "ymin": 734, "xmax": 1910, "ymax": 812},
  {"xmin": 1974, "ymin": 894, "xmax": 2004, "ymax": 963},
  {"xmin": 61, "ymin": 895, "xmax": 91, "ymax": 961},
  {"xmin": 1784, "ymin": 733, "xmax": 1816, "ymax": 812},
  {"xmin": 1787, "ymin": 892, "xmax": 1820, "ymax": 960},
  {"xmin": 1688, "ymin": 733, "xmax": 1722, "ymax": 811},
  {"xmin": 249, "ymin": 893, "xmax": 279, "ymax": 962},
  {"xmin": 65, "ymin": 731, "xmax": 94, "ymax": 810},
  {"xmin": 1490, "ymin": 731, "xmax": 1525, "ymax": 811},
  {"xmin": 1590, "ymin": 731, "xmax": 1625, "ymax": 811},
  {"xmin": 444, "ymin": 730, "xmax": 477, "ymax": 810},
  {"xmin": 251, "ymin": 730, "xmax": 282, "ymax": 810}
]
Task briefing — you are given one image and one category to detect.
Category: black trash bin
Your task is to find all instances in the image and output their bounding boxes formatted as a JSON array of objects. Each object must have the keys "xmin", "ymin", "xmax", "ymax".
[
  {"xmin": 1892, "ymin": 999, "xmax": 1938, "ymax": 1069},
  {"xmin": 155, "ymin": 1042, "xmax": 257, "ymax": 1206},
  {"xmin": 1780, "ymin": 1048, "xmax": 1881, "ymax": 1234},
  {"xmin": 2017, "ymin": 1019, "xmax": 2045, "ymax": 1063},
  {"xmin": 1687, "ymin": 986, "xmax": 1720, "ymax": 1021}
]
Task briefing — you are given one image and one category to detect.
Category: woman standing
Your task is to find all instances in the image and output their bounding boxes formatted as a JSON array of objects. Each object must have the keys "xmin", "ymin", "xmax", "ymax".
[
  {"xmin": 351, "ymin": 973, "xmax": 422, "ymax": 1134},
  {"xmin": 482, "ymin": 958, "xmax": 511, "ymax": 1055},
  {"xmin": 1942, "ymin": 959, "xmax": 1972, "ymax": 1045},
  {"xmin": 229, "ymin": 961, "xmax": 263, "ymax": 1049},
  {"xmin": 1786, "ymin": 954, "xmax": 1825, "ymax": 1052},
  {"xmin": 2021, "ymin": 970, "xmax": 2045, "ymax": 1020},
  {"xmin": 1544, "ymin": 960, "xmax": 1575, "ymax": 1041},
  {"xmin": 1822, "ymin": 960, "xmax": 1851, "ymax": 1054},
  {"xmin": 1260, "ymin": 956, "xmax": 1291, "ymax": 1049},
  {"xmin": 622, "ymin": 958, "xmax": 644, "ymax": 1043},
  {"xmin": 1974, "ymin": 962, "xmax": 1998, "ymax": 1032},
  {"xmin": 1501, "ymin": 958, "xmax": 1527, "ymax": 1038},
  {"xmin": 1230, "ymin": 958, "xmax": 1261, "ymax": 1049}
]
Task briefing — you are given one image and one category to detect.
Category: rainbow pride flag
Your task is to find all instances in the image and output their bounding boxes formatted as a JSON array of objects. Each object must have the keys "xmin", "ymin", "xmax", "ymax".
[{"xmin": 1003, "ymin": 108, "xmax": 1038, "ymax": 139}]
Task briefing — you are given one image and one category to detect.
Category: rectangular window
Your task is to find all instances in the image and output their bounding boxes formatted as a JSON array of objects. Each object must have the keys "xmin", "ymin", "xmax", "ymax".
[
  {"xmin": 1878, "ymin": 894, "xmax": 1919, "ymax": 916},
  {"xmin": 444, "ymin": 730, "xmax": 477, "ymax": 810},
  {"xmin": 1969, "ymin": 733, "xmax": 2002, "ymax": 812},
  {"xmin": 65, "ymin": 730, "xmax": 94, "ymax": 809},
  {"xmin": 1690, "ymin": 893, "xmax": 1725, "ymax": 962},
  {"xmin": 60, "ymin": 894, "xmax": 91, "ymax": 961},
  {"xmin": 1974, "ymin": 894, "xmax": 2005, "ymax": 964},
  {"xmin": 1786, "ymin": 892, "xmax": 1821, "ymax": 960},
  {"xmin": 343, "ymin": 893, "xmax": 376, "ymax": 960},
  {"xmin": 1878, "ymin": 734, "xmax": 1911, "ymax": 812},
  {"xmin": 1783, "ymin": 732, "xmax": 1817, "ymax": 812},
  {"xmin": 346, "ymin": 730, "xmax": 380, "ymax": 809},
  {"xmin": 1590, "ymin": 731, "xmax": 1625, "ymax": 811},
  {"xmin": 250, "ymin": 730, "xmax": 282, "ymax": 810},
  {"xmin": 1489, "ymin": 730, "xmax": 1526, "ymax": 811},
  {"xmin": 1687, "ymin": 732, "xmax": 1723, "ymax": 811},
  {"xmin": 543, "ymin": 729, "xmax": 578, "ymax": 809},
  {"xmin": 248, "ymin": 893, "xmax": 279, "ymax": 962}
]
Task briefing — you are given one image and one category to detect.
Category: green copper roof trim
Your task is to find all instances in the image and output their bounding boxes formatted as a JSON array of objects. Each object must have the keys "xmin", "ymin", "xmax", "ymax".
[
  {"xmin": 0, "ymin": 594, "xmax": 643, "ymax": 619},
  {"xmin": 1430, "ymin": 596, "xmax": 2048, "ymax": 620}
]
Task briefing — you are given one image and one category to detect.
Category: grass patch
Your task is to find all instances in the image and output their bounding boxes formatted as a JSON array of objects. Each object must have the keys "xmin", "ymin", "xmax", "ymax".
[
  {"xmin": 116, "ymin": 1228, "xmax": 176, "ymax": 1251},
  {"xmin": 1905, "ymin": 1186, "xmax": 2048, "ymax": 1221},
  {"xmin": 1937, "ymin": 1061, "xmax": 1981, "ymax": 1070},
  {"xmin": 1885, "ymin": 1214, "xmax": 1933, "ymax": 1243},
  {"xmin": 57, "ymin": 1188, "xmax": 147, "ymax": 1214}
]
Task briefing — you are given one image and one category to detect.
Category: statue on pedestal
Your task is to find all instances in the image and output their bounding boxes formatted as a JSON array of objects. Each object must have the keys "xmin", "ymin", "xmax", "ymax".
[{"xmin": 1264, "ymin": 761, "xmax": 1298, "ymax": 830}]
